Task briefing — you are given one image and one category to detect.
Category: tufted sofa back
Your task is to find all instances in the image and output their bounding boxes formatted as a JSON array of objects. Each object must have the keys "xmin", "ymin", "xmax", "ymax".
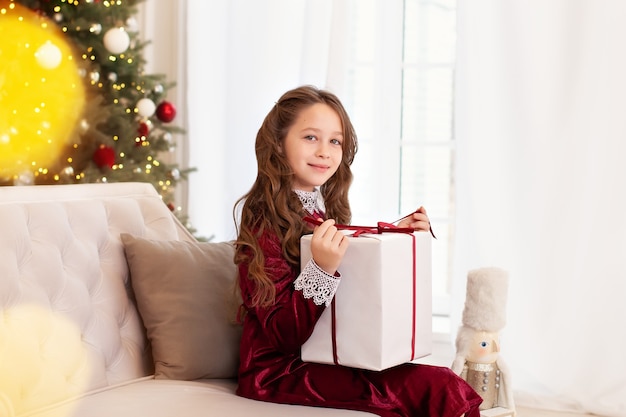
[{"xmin": 0, "ymin": 182, "xmax": 194, "ymax": 415}]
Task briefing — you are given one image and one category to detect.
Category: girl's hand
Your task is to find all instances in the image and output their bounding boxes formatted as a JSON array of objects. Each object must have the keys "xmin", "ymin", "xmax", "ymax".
[
  {"xmin": 310, "ymin": 219, "xmax": 349, "ymax": 275},
  {"xmin": 398, "ymin": 206, "xmax": 431, "ymax": 233}
]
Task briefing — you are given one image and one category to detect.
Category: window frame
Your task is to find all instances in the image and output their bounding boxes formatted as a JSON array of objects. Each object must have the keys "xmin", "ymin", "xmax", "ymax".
[{"xmin": 340, "ymin": 0, "xmax": 457, "ymax": 320}]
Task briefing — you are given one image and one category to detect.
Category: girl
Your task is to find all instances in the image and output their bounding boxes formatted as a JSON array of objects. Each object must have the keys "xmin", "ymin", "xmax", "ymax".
[{"xmin": 233, "ymin": 85, "xmax": 482, "ymax": 417}]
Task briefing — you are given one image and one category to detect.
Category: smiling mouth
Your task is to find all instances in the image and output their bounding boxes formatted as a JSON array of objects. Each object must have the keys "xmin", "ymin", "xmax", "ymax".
[{"xmin": 309, "ymin": 164, "xmax": 330, "ymax": 170}]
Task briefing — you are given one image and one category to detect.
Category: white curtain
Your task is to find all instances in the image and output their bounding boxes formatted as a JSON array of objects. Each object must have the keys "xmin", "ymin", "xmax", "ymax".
[
  {"xmin": 453, "ymin": 1, "xmax": 626, "ymax": 415},
  {"xmin": 185, "ymin": 0, "xmax": 339, "ymax": 241},
  {"xmin": 148, "ymin": 0, "xmax": 626, "ymax": 414}
]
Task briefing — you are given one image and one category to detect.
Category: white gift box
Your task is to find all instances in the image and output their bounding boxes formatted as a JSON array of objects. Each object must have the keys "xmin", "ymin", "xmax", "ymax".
[{"xmin": 300, "ymin": 231, "xmax": 432, "ymax": 371}]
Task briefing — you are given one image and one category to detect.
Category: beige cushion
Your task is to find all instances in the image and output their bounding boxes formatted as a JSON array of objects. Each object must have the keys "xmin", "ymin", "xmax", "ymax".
[{"xmin": 120, "ymin": 234, "xmax": 242, "ymax": 380}]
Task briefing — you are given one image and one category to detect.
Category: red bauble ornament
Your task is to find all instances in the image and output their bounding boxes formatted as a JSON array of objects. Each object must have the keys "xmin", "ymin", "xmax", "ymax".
[
  {"xmin": 93, "ymin": 145, "xmax": 116, "ymax": 169},
  {"xmin": 136, "ymin": 122, "xmax": 150, "ymax": 147},
  {"xmin": 156, "ymin": 101, "xmax": 176, "ymax": 123},
  {"xmin": 167, "ymin": 202, "xmax": 176, "ymax": 212},
  {"xmin": 137, "ymin": 121, "xmax": 149, "ymax": 137}
]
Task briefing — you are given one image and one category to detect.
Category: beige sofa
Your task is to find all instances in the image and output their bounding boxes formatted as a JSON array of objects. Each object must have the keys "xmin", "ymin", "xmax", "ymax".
[{"xmin": 0, "ymin": 182, "xmax": 373, "ymax": 417}]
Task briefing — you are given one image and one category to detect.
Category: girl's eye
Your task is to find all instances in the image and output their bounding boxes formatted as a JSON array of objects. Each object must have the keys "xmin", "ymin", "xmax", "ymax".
[
  {"xmin": 304, "ymin": 135, "xmax": 316, "ymax": 141},
  {"xmin": 480, "ymin": 341, "xmax": 489, "ymax": 348},
  {"xmin": 330, "ymin": 138, "xmax": 342, "ymax": 145}
]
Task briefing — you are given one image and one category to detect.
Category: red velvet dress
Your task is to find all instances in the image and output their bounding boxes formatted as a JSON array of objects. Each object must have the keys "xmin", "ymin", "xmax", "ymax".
[{"xmin": 236, "ymin": 229, "xmax": 483, "ymax": 417}]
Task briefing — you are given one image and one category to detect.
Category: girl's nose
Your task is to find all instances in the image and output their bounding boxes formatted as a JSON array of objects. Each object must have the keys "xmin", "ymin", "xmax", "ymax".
[{"xmin": 316, "ymin": 142, "xmax": 330, "ymax": 158}]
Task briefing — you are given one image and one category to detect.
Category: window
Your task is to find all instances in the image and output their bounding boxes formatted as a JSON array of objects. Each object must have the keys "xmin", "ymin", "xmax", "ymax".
[{"xmin": 341, "ymin": 0, "xmax": 457, "ymax": 318}]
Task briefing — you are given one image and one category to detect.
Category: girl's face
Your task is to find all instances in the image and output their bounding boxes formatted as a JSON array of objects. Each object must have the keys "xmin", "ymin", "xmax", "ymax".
[{"xmin": 283, "ymin": 103, "xmax": 343, "ymax": 191}]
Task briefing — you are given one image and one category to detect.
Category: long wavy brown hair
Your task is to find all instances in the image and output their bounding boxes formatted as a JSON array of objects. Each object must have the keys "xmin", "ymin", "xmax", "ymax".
[{"xmin": 233, "ymin": 85, "xmax": 358, "ymax": 308}]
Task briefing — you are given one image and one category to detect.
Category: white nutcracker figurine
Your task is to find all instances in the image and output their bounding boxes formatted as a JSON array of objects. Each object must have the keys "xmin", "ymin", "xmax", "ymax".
[{"xmin": 451, "ymin": 267, "xmax": 515, "ymax": 417}]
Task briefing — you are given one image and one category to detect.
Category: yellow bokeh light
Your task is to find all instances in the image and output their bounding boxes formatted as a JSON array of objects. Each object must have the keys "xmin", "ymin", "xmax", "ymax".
[
  {"xmin": 0, "ymin": 0, "xmax": 86, "ymax": 179},
  {"xmin": 0, "ymin": 305, "xmax": 90, "ymax": 415}
]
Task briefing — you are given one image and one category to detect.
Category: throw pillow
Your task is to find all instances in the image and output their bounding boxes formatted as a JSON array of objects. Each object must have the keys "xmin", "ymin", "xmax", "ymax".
[{"xmin": 120, "ymin": 233, "xmax": 242, "ymax": 380}]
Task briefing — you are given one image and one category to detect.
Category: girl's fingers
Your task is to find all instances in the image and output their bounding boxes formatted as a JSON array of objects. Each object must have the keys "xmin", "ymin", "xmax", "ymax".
[
  {"xmin": 330, "ymin": 229, "xmax": 347, "ymax": 247},
  {"xmin": 310, "ymin": 219, "xmax": 348, "ymax": 274},
  {"xmin": 313, "ymin": 219, "xmax": 335, "ymax": 237},
  {"xmin": 395, "ymin": 206, "xmax": 436, "ymax": 238},
  {"xmin": 412, "ymin": 212, "xmax": 429, "ymax": 223}
]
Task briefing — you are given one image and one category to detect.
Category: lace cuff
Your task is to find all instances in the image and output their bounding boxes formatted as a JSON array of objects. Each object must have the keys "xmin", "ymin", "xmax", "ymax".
[{"xmin": 294, "ymin": 260, "xmax": 340, "ymax": 307}]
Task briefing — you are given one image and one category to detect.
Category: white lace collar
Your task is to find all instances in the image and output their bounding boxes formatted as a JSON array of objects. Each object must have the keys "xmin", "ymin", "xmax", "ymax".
[{"xmin": 294, "ymin": 189, "xmax": 325, "ymax": 215}]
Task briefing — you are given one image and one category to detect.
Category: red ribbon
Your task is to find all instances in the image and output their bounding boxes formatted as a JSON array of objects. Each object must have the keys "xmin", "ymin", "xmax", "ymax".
[
  {"xmin": 305, "ymin": 216, "xmax": 419, "ymax": 365},
  {"xmin": 303, "ymin": 212, "xmax": 436, "ymax": 239},
  {"xmin": 303, "ymin": 216, "xmax": 416, "ymax": 236},
  {"xmin": 331, "ymin": 298, "xmax": 338, "ymax": 365}
]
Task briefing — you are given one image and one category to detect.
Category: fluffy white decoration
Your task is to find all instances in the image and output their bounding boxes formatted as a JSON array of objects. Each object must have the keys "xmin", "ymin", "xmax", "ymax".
[{"xmin": 461, "ymin": 267, "xmax": 509, "ymax": 332}]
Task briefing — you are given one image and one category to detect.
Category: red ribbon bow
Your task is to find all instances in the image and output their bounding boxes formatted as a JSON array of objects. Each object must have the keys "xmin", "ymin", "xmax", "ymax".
[{"xmin": 303, "ymin": 212, "xmax": 436, "ymax": 239}]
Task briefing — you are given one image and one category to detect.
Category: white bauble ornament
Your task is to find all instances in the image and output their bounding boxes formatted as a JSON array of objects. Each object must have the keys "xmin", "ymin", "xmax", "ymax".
[
  {"xmin": 14, "ymin": 170, "xmax": 35, "ymax": 186},
  {"xmin": 80, "ymin": 119, "xmax": 90, "ymax": 132},
  {"xmin": 103, "ymin": 27, "xmax": 130, "ymax": 54},
  {"xmin": 90, "ymin": 23, "xmax": 102, "ymax": 35},
  {"xmin": 126, "ymin": 16, "xmax": 139, "ymax": 32},
  {"xmin": 61, "ymin": 166, "xmax": 75, "ymax": 180},
  {"xmin": 35, "ymin": 41, "xmax": 62, "ymax": 70},
  {"xmin": 136, "ymin": 98, "xmax": 156, "ymax": 117}
]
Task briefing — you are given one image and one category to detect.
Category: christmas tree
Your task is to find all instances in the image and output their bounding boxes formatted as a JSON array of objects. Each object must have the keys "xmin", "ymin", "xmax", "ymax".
[{"xmin": 0, "ymin": 0, "xmax": 192, "ymax": 216}]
